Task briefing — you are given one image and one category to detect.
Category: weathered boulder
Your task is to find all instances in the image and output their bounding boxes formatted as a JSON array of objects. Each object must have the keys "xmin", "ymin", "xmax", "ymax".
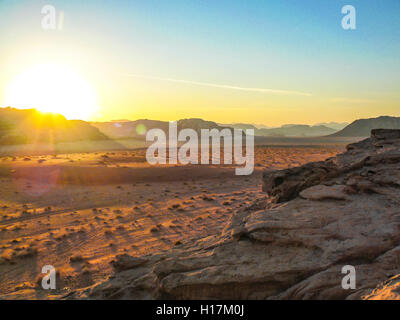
[
  {"xmin": 262, "ymin": 160, "xmax": 339, "ymax": 203},
  {"xmin": 72, "ymin": 129, "xmax": 400, "ymax": 300},
  {"xmin": 111, "ymin": 254, "xmax": 148, "ymax": 272}
]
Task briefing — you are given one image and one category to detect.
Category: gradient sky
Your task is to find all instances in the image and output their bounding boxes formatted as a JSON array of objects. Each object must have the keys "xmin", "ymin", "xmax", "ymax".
[{"xmin": 0, "ymin": 0, "xmax": 399, "ymax": 125}]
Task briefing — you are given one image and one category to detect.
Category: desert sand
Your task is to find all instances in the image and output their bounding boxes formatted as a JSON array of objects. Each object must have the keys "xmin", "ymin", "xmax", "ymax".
[{"xmin": 0, "ymin": 146, "xmax": 343, "ymax": 299}]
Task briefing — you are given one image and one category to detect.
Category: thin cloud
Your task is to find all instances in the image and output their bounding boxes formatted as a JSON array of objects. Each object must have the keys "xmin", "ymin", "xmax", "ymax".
[{"xmin": 125, "ymin": 74, "xmax": 312, "ymax": 97}]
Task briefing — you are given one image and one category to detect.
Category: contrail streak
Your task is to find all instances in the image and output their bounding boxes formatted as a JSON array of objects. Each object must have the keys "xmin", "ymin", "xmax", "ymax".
[{"xmin": 125, "ymin": 74, "xmax": 312, "ymax": 97}]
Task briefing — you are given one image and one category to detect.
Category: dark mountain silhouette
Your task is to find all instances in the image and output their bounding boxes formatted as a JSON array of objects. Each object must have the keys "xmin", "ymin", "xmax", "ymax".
[
  {"xmin": 330, "ymin": 116, "xmax": 400, "ymax": 137},
  {"xmin": 0, "ymin": 107, "xmax": 108, "ymax": 145}
]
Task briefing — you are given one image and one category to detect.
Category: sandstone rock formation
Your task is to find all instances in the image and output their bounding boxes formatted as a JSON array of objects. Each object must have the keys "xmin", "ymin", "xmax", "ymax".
[{"xmin": 72, "ymin": 129, "xmax": 400, "ymax": 300}]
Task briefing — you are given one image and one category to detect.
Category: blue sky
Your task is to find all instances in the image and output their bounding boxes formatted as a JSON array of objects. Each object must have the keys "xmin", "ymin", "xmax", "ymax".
[{"xmin": 0, "ymin": 0, "xmax": 399, "ymax": 124}]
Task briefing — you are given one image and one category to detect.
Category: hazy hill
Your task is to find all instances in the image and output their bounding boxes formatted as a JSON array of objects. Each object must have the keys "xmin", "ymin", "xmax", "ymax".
[
  {"xmin": 221, "ymin": 123, "xmax": 341, "ymax": 137},
  {"xmin": 257, "ymin": 124, "xmax": 336, "ymax": 137},
  {"xmin": 315, "ymin": 122, "xmax": 349, "ymax": 131},
  {"xmin": 91, "ymin": 119, "xmax": 169, "ymax": 139},
  {"xmin": 218, "ymin": 123, "xmax": 258, "ymax": 131},
  {"xmin": 178, "ymin": 118, "xmax": 230, "ymax": 133},
  {"xmin": 330, "ymin": 116, "xmax": 400, "ymax": 137},
  {"xmin": 254, "ymin": 124, "xmax": 275, "ymax": 129},
  {"xmin": 221, "ymin": 123, "xmax": 338, "ymax": 137},
  {"xmin": 280, "ymin": 124, "xmax": 305, "ymax": 128},
  {"xmin": 0, "ymin": 107, "xmax": 108, "ymax": 145}
]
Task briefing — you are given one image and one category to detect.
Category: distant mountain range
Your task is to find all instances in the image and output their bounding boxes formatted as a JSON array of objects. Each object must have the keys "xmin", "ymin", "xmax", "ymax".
[
  {"xmin": 219, "ymin": 123, "xmax": 336, "ymax": 137},
  {"xmin": 219, "ymin": 122, "xmax": 348, "ymax": 137},
  {"xmin": 91, "ymin": 118, "xmax": 231, "ymax": 139},
  {"xmin": 92, "ymin": 116, "xmax": 400, "ymax": 138},
  {"xmin": 93, "ymin": 119, "xmax": 337, "ymax": 138},
  {"xmin": 330, "ymin": 116, "xmax": 400, "ymax": 137},
  {"xmin": 0, "ymin": 107, "xmax": 399, "ymax": 145}
]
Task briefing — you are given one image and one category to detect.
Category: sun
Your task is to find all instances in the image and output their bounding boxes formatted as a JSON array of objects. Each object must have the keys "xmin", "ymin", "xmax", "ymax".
[{"xmin": 4, "ymin": 64, "xmax": 98, "ymax": 120}]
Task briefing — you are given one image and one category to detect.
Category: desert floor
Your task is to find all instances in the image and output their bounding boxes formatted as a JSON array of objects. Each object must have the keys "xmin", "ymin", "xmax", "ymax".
[{"xmin": 0, "ymin": 146, "xmax": 344, "ymax": 299}]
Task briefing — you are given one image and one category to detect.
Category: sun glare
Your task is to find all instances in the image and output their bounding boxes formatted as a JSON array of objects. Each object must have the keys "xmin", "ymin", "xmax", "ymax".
[{"xmin": 5, "ymin": 64, "xmax": 98, "ymax": 120}]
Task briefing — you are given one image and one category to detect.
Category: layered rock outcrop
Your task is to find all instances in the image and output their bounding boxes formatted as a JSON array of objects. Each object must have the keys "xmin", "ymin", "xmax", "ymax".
[{"xmin": 73, "ymin": 129, "xmax": 400, "ymax": 300}]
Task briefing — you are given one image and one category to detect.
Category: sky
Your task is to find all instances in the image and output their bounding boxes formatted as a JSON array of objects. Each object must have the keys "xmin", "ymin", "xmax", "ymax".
[{"xmin": 0, "ymin": 0, "xmax": 399, "ymax": 125}]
